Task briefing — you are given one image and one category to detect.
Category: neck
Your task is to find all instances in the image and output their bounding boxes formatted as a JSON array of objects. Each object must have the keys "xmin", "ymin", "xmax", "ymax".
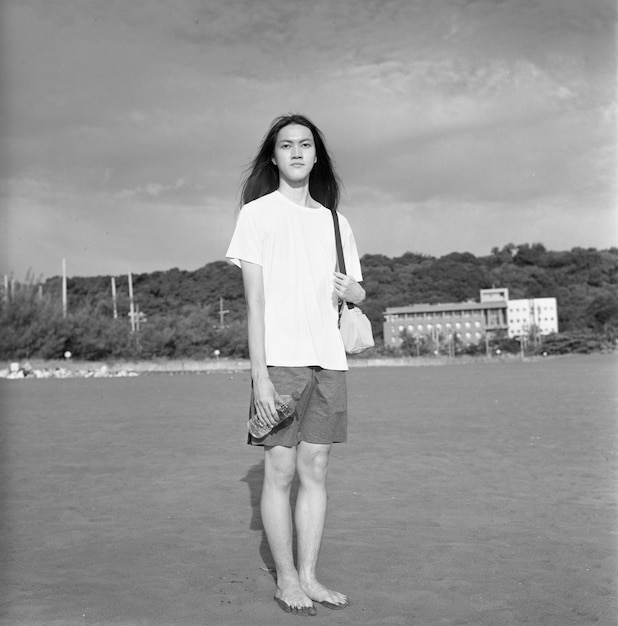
[{"xmin": 277, "ymin": 180, "xmax": 315, "ymax": 208}]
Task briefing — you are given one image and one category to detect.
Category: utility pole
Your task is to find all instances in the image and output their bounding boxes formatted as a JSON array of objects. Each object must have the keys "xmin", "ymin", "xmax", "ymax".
[
  {"xmin": 519, "ymin": 326, "xmax": 527, "ymax": 359},
  {"xmin": 128, "ymin": 270, "xmax": 136, "ymax": 333},
  {"xmin": 62, "ymin": 258, "xmax": 67, "ymax": 318},
  {"xmin": 219, "ymin": 297, "xmax": 229, "ymax": 326},
  {"xmin": 111, "ymin": 277, "xmax": 118, "ymax": 319}
]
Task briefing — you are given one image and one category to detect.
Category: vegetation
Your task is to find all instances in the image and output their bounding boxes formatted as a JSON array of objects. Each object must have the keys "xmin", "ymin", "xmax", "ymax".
[{"xmin": 1, "ymin": 244, "xmax": 616, "ymax": 361}]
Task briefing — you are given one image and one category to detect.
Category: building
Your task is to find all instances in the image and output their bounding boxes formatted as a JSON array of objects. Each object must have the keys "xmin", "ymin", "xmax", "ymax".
[
  {"xmin": 506, "ymin": 298, "xmax": 558, "ymax": 339},
  {"xmin": 383, "ymin": 288, "xmax": 558, "ymax": 348}
]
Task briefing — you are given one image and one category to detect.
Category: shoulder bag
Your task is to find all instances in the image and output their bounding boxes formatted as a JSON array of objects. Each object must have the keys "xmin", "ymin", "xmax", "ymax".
[{"xmin": 331, "ymin": 210, "xmax": 375, "ymax": 354}]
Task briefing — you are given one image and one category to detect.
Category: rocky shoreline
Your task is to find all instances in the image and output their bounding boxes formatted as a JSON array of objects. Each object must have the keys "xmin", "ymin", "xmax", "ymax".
[
  {"xmin": 1, "ymin": 358, "xmax": 251, "ymax": 379},
  {"xmin": 2, "ymin": 360, "xmax": 141, "ymax": 380},
  {"xmin": 0, "ymin": 353, "xmax": 546, "ymax": 380}
]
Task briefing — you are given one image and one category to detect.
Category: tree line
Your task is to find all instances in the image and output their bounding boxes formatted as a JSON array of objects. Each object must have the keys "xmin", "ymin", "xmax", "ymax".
[{"xmin": 1, "ymin": 243, "xmax": 616, "ymax": 361}]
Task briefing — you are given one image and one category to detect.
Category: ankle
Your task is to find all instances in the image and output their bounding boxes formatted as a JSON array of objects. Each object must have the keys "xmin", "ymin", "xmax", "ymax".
[
  {"xmin": 298, "ymin": 570, "xmax": 318, "ymax": 586},
  {"xmin": 276, "ymin": 571, "xmax": 301, "ymax": 589}
]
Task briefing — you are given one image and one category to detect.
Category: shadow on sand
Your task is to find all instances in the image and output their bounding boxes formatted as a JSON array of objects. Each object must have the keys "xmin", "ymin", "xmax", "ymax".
[{"xmin": 240, "ymin": 459, "xmax": 300, "ymax": 581}]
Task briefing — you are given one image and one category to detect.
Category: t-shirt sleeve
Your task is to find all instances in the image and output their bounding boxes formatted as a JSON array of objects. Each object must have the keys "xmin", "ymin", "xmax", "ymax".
[
  {"xmin": 225, "ymin": 205, "xmax": 263, "ymax": 268},
  {"xmin": 339, "ymin": 214, "xmax": 363, "ymax": 282}
]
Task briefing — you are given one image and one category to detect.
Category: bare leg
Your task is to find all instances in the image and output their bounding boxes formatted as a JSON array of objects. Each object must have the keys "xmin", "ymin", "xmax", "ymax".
[
  {"xmin": 295, "ymin": 442, "xmax": 349, "ymax": 608},
  {"xmin": 261, "ymin": 445, "xmax": 315, "ymax": 615}
]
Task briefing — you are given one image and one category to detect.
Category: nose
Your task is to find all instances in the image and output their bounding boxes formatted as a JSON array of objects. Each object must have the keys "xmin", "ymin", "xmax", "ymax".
[{"xmin": 291, "ymin": 145, "xmax": 301, "ymax": 159}]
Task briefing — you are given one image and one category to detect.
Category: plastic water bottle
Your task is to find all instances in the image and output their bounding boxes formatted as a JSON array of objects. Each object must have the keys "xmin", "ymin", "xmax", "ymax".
[{"xmin": 247, "ymin": 392, "xmax": 300, "ymax": 439}]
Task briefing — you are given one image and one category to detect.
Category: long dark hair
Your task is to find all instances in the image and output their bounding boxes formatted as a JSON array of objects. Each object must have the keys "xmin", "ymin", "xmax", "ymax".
[{"xmin": 240, "ymin": 114, "xmax": 341, "ymax": 210}]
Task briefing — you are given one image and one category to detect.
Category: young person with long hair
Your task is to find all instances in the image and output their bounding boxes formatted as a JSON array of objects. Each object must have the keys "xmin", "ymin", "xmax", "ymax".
[{"xmin": 226, "ymin": 114, "xmax": 365, "ymax": 616}]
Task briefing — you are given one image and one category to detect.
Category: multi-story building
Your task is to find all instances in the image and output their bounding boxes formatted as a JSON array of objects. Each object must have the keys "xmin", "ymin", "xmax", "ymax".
[{"xmin": 383, "ymin": 288, "xmax": 558, "ymax": 348}]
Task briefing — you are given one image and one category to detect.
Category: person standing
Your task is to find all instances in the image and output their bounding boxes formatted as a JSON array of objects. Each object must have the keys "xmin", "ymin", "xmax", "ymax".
[{"xmin": 226, "ymin": 114, "xmax": 365, "ymax": 616}]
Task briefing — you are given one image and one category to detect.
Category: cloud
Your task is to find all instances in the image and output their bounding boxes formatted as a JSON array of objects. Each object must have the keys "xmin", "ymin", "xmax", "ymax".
[
  {"xmin": 5, "ymin": 178, "xmax": 236, "ymax": 279},
  {"xmin": 1, "ymin": 0, "xmax": 616, "ymax": 279}
]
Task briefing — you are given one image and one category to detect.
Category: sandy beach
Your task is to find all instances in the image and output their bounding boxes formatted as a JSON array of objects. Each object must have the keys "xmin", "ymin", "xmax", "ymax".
[{"xmin": 1, "ymin": 353, "xmax": 616, "ymax": 625}]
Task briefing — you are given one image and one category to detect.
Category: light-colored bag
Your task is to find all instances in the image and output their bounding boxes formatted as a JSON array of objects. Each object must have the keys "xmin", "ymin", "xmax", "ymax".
[
  {"xmin": 339, "ymin": 302, "xmax": 375, "ymax": 354},
  {"xmin": 331, "ymin": 209, "xmax": 375, "ymax": 354}
]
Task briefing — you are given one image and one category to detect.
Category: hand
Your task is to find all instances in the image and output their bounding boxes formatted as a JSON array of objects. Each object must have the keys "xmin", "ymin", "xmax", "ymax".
[
  {"xmin": 252, "ymin": 375, "xmax": 281, "ymax": 427},
  {"xmin": 333, "ymin": 272, "xmax": 366, "ymax": 305}
]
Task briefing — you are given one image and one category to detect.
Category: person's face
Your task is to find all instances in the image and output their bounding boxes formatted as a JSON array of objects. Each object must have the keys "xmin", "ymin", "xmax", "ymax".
[{"xmin": 271, "ymin": 124, "xmax": 317, "ymax": 186}]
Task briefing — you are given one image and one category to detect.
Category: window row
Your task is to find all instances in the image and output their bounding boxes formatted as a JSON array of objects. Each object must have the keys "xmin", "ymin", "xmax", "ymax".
[
  {"xmin": 396, "ymin": 321, "xmax": 483, "ymax": 333},
  {"xmin": 389, "ymin": 309, "xmax": 483, "ymax": 320}
]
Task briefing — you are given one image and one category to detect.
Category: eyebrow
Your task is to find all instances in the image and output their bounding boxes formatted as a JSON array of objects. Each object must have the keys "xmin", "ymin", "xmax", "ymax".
[{"xmin": 277, "ymin": 136, "xmax": 314, "ymax": 143}]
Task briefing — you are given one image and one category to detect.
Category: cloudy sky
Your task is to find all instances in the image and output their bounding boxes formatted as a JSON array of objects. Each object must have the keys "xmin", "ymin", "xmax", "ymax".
[{"xmin": 2, "ymin": 0, "xmax": 616, "ymax": 280}]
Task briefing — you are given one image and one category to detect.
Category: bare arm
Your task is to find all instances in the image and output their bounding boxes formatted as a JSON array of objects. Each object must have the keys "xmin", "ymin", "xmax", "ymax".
[{"xmin": 241, "ymin": 260, "xmax": 279, "ymax": 426}]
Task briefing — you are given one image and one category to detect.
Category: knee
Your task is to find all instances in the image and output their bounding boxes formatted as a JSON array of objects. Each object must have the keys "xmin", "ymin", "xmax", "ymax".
[
  {"xmin": 264, "ymin": 459, "xmax": 296, "ymax": 490},
  {"xmin": 297, "ymin": 448, "xmax": 330, "ymax": 483}
]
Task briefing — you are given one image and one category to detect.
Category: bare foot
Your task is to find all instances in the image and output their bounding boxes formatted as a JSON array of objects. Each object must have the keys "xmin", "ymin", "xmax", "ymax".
[
  {"xmin": 274, "ymin": 582, "xmax": 317, "ymax": 616},
  {"xmin": 300, "ymin": 579, "xmax": 349, "ymax": 609}
]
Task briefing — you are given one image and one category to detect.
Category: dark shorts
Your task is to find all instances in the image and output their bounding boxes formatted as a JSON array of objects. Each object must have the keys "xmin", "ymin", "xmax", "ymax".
[{"xmin": 248, "ymin": 366, "xmax": 347, "ymax": 447}]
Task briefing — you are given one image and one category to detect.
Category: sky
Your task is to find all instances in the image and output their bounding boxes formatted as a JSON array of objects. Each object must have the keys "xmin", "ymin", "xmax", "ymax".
[{"xmin": 1, "ymin": 0, "xmax": 616, "ymax": 280}]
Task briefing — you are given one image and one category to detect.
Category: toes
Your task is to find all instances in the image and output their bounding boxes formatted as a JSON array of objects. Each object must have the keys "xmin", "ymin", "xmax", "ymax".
[
  {"xmin": 315, "ymin": 594, "xmax": 350, "ymax": 610},
  {"xmin": 290, "ymin": 604, "xmax": 316, "ymax": 616},
  {"xmin": 274, "ymin": 590, "xmax": 316, "ymax": 616}
]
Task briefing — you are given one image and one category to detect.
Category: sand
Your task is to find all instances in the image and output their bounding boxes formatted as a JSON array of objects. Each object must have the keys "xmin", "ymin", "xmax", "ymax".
[{"xmin": 1, "ymin": 353, "xmax": 616, "ymax": 625}]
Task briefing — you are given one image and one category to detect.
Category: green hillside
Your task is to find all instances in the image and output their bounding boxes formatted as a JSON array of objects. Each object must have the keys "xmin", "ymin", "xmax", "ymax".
[{"xmin": 2, "ymin": 244, "xmax": 617, "ymax": 360}]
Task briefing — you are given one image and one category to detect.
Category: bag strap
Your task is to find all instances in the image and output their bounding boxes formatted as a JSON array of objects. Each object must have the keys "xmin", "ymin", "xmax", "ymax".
[{"xmin": 330, "ymin": 209, "xmax": 354, "ymax": 310}]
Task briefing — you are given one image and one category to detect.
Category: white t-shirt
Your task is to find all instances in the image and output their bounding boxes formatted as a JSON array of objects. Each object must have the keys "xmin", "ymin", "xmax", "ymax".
[{"xmin": 226, "ymin": 190, "xmax": 363, "ymax": 370}]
